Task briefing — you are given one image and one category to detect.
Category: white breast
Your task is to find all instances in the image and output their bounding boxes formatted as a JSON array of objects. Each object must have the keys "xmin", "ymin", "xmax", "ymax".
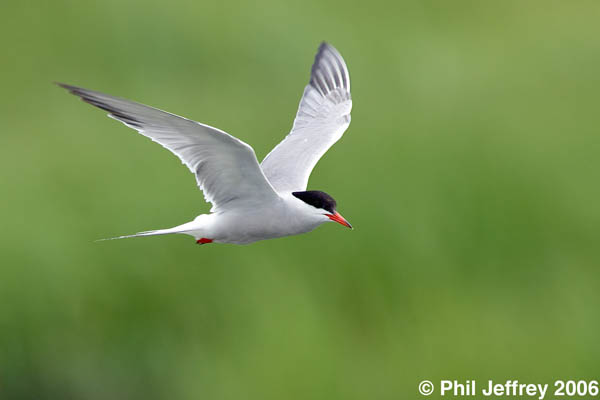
[{"xmin": 189, "ymin": 195, "xmax": 324, "ymax": 244}]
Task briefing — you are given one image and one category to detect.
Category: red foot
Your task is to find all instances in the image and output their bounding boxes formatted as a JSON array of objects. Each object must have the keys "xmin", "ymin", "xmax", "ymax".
[{"xmin": 196, "ymin": 238, "xmax": 213, "ymax": 245}]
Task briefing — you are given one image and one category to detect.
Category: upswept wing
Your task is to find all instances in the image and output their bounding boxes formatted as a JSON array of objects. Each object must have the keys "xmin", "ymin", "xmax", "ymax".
[
  {"xmin": 59, "ymin": 83, "xmax": 279, "ymax": 212},
  {"xmin": 260, "ymin": 42, "xmax": 352, "ymax": 193}
]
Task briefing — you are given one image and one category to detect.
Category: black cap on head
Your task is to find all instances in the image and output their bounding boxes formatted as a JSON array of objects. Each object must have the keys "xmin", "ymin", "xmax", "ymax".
[{"xmin": 292, "ymin": 191, "xmax": 337, "ymax": 214}]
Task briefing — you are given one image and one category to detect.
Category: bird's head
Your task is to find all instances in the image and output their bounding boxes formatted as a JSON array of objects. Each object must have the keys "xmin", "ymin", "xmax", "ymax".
[{"xmin": 292, "ymin": 190, "xmax": 353, "ymax": 229}]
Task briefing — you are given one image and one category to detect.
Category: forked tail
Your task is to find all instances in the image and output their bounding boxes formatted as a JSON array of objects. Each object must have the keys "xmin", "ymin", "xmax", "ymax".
[
  {"xmin": 95, "ymin": 227, "xmax": 181, "ymax": 242},
  {"xmin": 95, "ymin": 217, "xmax": 207, "ymax": 242}
]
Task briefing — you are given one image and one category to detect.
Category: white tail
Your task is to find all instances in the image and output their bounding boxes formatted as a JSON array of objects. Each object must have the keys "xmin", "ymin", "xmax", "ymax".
[
  {"xmin": 95, "ymin": 216, "xmax": 209, "ymax": 242},
  {"xmin": 95, "ymin": 227, "xmax": 181, "ymax": 242}
]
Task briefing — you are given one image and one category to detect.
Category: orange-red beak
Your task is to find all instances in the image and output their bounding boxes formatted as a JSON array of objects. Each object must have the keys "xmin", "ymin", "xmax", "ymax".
[{"xmin": 326, "ymin": 211, "xmax": 353, "ymax": 229}]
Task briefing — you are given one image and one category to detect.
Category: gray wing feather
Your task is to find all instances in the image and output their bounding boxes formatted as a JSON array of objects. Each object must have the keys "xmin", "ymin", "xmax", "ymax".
[
  {"xmin": 58, "ymin": 83, "xmax": 278, "ymax": 212},
  {"xmin": 261, "ymin": 42, "xmax": 352, "ymax": 193}
]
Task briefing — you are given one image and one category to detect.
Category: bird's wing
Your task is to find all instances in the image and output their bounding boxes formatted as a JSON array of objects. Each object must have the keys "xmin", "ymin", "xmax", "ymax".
[
  {"xmin": 59, "ymin": 83, "xmax": 279, "ymax": 212},
  {"xmin": 260, "ymin": 42, "xmax": 352, "ymax": 193}
]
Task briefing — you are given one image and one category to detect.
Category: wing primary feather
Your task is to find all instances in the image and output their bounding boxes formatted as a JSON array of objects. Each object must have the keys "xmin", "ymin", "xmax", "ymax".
[
  {"xmin": 260, "ymin": 42, "xmax": 352, "ymax": 193},
  {"xmin": 57, "ymin": 82, "xmax": 279, "ymax": 211}
]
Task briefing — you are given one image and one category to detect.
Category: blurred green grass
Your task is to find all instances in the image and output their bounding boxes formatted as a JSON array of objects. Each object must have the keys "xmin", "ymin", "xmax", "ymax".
[{"xmin": 2, "ymin": 0, "xmax": 600, "ymax": 398}]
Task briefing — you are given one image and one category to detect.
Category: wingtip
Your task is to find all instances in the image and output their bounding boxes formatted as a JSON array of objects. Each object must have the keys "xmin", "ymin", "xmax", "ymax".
[
  {"xmin": 309, "ymin": 41, "xmax": 350, "ymax": 95},
  {"xmin": 55, "ymin": 81, "xmax": 73, "ymax": 90},
  {"xmin": 316, "ymin": 41, "xmax": 341, "ymax": 57},
  {"xmin": 315, "ymin": 42, "xmax": 332, "ymax": 60},
  {"xmin": 55, "ymin": 82, "xmax": 83, "ymax": 96}
]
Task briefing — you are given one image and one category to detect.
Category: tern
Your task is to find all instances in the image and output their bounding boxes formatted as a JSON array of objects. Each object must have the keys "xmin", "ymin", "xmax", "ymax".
[{"xmin": 59, "ymin": 42, "xmax": 353, "ymax": 245}]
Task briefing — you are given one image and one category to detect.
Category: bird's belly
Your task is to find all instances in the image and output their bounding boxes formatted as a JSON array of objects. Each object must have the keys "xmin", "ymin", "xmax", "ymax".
[{"xmin": 212, "ymin": 210, "xmax": 321, "ymax": 244}]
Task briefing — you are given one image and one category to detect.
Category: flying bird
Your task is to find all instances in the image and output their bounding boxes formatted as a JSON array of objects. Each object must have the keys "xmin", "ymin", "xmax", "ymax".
[{"xmin": 59, "ymin": 42, "xmax": 353, "ymax": 245}]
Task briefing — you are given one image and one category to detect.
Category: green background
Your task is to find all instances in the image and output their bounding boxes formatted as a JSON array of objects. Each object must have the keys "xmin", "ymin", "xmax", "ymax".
[{"xmin": 2, "ymin": 1, "xmax": 600, "ymax": 398}]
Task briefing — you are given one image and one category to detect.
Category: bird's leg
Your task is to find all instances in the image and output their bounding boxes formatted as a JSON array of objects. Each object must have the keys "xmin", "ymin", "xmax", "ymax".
[{"xmin": 196, "ymin": 238, "xmax": 213, "ymax": 245}]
